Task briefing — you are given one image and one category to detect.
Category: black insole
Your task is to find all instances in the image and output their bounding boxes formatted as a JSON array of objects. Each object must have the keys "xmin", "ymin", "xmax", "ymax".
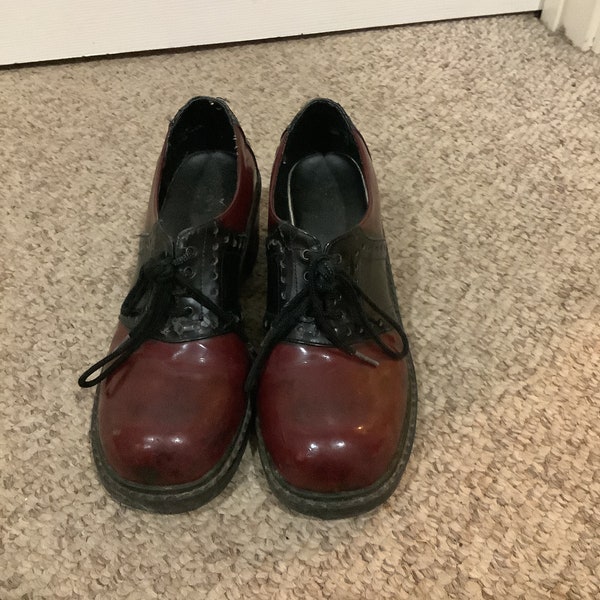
[
  {"xmin": 288, "ymin": 153, "xmax": 367, "ymax": 245},
  {"xmin": 160, "ymin": 151, "xmax": 237, "ymax": 237}
]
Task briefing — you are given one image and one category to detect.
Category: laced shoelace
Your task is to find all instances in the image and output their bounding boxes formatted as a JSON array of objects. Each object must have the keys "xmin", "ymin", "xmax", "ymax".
[
  {"xmin": 245, "ymin": 250, "xmax": 409, "ymax": 393},
  {"xmin": 78, "ymin": 248, "xmax": 243, "ymax": 388}
]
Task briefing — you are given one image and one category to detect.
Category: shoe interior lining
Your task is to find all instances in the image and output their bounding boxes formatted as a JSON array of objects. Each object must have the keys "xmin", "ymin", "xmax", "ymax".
[
  {"xmin": 274, "ymin": 101, "xmax": 366, "ymax": 244},
  {"xmin": 288, "ymin": 153, "xmax": 367, "ymax": 246},
  {"xmin": 160, "ymin": 151, "xmax": 238, "ymax": 238},
  {"xmin": 158, "ymin": 99, "xmax": 237, "ymax": 236}
]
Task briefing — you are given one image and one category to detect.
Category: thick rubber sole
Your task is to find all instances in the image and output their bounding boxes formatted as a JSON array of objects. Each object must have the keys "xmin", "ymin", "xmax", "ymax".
[
  {"xmin": 256, "ymin": 353, "xmax": 418, "ymax": 519},
  {"xmin": 90, "ymin": 390, "xmax": 252, "ymax": 514}
]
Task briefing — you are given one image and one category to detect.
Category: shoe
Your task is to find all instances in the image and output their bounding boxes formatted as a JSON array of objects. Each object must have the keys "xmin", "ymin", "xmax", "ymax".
[
  {"xmin": 79, "ymin": 97, "xmax": 261, "ymax": 513},
  {"xmin": 247, "ymin": 99, "xmax": 417, "ymax": 519}
]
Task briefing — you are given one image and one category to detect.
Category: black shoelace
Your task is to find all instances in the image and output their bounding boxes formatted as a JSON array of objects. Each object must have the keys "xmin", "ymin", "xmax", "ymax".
[
  {"xmin": 78, "ymin": 248, "xmax": 243, "ymax": 388},
  {"xmin": 245, "ymin": 250, "xmax": 409, "ymax": 392}
]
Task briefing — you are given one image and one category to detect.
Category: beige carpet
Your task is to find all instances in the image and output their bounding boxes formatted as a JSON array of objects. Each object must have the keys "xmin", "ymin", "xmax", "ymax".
[{"xmin": 2, "ymin": 13, "xmax": 600, "ymax": 599}]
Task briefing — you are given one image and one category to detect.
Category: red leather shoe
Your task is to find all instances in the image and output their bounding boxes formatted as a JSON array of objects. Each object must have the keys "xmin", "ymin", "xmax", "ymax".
[
  {"xmin": 248, "ymin": 99, "xmax": 417, "ymax": 518},
  {"xmin": 79, "ymin": 97, "xmax": 261, "ymax": 513}
]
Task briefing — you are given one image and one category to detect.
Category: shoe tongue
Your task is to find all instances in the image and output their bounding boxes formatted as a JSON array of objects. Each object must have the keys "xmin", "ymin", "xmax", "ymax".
[
  {"xmin": 175, "ymin": 219, "xmax": 217, "ymax": 248},
  {"xmin": 143, "ymin": 221, "xmax": 175, "ymax": 260},
  {"xmin": 278, "ymin": 221, "xmax": 321, "ymax": 251}
]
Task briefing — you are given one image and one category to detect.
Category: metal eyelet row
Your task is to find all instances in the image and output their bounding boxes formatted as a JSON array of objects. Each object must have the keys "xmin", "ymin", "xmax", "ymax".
[
  {"xmin": 211, "ymin": 233, "xmax": 223, "ymax": 295},
  {"xmin": 266, "ymin": 238, "xmax": 283, "ymax": 251},
  {"xmin": 279, "ymin": 248, "xmax": 287, "ymax": 301}
]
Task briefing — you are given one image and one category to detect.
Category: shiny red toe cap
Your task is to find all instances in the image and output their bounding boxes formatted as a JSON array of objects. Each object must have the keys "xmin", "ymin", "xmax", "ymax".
[
  {"xmin": 98, "ymin": 325, "xmax": 250, "ymax": 486},
  {"xmin": 257, "ymin": 333, "xmax": 408, "ymax": 493}
]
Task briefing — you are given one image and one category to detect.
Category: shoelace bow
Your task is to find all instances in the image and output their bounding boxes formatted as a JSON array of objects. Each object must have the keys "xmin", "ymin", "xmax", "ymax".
[
  {"xmin": 78, "ymin": 248, "xmax": 243, "ymax": 388},
  {"xmin": 245, "ymin": 250, "xmax": 409, "ymax": 392}
]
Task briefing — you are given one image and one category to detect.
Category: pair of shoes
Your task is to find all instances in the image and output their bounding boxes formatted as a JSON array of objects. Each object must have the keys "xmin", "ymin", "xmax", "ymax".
[{"xmin": 79, "ymin": 97, "xmax": 418, "ymax": 519}]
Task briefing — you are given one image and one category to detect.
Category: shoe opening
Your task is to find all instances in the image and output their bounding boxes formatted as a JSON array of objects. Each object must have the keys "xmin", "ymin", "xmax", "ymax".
[
  {"xmin": 158, "ymin": 98, "xmax": 238, "ymax": 236},
  {"xmin": 274, "ymin": 99, "xmax": 367, "ymax": 245}
]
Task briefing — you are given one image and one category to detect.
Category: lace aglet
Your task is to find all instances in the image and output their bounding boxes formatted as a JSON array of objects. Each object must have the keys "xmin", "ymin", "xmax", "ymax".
[{"xmin": 354, "ymin": 351, "xmax": 379, "ymax": 367}]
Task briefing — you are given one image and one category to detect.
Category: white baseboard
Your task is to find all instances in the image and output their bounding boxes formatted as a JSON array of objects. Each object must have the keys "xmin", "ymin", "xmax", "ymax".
[{"xmin": 542, "ymin": 0, "xmax": 600, "ymax": 51}]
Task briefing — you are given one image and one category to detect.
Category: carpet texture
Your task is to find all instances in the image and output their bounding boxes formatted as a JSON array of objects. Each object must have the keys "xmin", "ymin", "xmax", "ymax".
[{"xmin": 1, "ymin": 13, "xmax": 599, "ymax": 599}]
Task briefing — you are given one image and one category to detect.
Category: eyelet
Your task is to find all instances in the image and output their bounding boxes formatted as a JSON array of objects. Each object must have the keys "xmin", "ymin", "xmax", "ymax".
[
  {"xmin": 211, "ymin": 271, "xmax": 219, "ymax": 281},
  {"xmin": 183, "ymin": 306, "xmax": 194, "ymax": 317},
  {"xmin": 303, "ymin": 271, "xmax": 309, "ymax": 282},
  {"xmin": 182, "ymin": 266, "xmax": 194, "ymax": 278},
  {"xmin": 301, "ymin": 249, "xmax": 311, "ymax": 261},
  {"xmin": 185, "ymin": 246, "xmax": 198, "ymax": 258}
]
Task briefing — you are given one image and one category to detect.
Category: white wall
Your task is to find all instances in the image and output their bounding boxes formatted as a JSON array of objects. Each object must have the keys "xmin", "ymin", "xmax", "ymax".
[{"xmin": 0, "ymin": 0, "xmax": 542, "ymax": 66}]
